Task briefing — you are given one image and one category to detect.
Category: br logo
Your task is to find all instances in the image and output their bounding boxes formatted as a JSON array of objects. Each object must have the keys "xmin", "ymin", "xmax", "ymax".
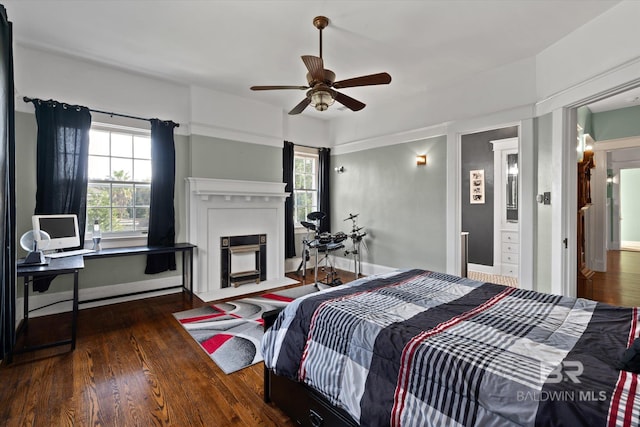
[{"xmin": 546, "ymin": 361, "xmax": 584, "ymax": 384}]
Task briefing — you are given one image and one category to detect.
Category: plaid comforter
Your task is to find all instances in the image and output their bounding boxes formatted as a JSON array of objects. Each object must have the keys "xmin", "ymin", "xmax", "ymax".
[{"xmin": 261, "ymin": 269, "xmax": 640, "ymax": 426}]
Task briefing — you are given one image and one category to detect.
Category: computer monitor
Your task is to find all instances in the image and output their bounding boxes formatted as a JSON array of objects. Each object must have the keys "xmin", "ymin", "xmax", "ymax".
[{"xmin": 32, "ymin": 214, "xmax": 81, "ymax": 251}]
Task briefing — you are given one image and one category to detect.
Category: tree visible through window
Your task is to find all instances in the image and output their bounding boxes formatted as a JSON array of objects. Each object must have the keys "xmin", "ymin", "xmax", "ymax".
[
  {"xmin": 86, "ymin": 126, "xmax": 151, "ymax": 235},
  {"xmin": 293, "ymin": 151, "xmax": 318, "ymax": 224}
]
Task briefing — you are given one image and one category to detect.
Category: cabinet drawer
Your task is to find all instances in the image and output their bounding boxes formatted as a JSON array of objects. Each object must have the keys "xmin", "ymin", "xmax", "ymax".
[
  {"xmin": 503, "ymin": 243, "xmax": 519, "ymax": 254},
  {"xmin": 502, "ymin": 252, "xmax": 518, "ymax": 265},
  {"xmin": 501, "ymin": 264, "xmax": 519, "ymax": 277},
  {"xmin": 502, "ymin": 231, "xmax": 519, "ymax": 244}
]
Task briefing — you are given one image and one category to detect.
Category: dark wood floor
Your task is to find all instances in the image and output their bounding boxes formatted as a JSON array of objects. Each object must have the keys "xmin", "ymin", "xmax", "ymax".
[
  {"xmin": 592, "ymin": 250, "xmax": 640, "ymax": 307},
  {"xmin": 0, "ymin": 268, "xmax": 354, "ymax": 427},
  {"xmin": 1, "ymin": 256, "xmax": 638, "ymax": 426}
]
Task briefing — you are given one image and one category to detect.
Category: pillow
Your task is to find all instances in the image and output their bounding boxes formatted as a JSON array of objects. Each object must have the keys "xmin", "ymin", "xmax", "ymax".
[{"xmin": 616, "ymin": 337, "xmax": 640, "ymax": 373}]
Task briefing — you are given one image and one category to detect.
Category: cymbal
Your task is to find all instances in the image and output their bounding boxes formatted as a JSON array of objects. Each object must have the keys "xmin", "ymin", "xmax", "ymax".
[
  {"xmin": 344, "ymin": 213, "xmax": 359, "ymax": 221},
  {"xmin": 307, "ymin": 211, "xmax": 326, "ymax": 221},
  {"xmin": 300, "ymin": 221, "xmax": 316, "ymax": 230}
]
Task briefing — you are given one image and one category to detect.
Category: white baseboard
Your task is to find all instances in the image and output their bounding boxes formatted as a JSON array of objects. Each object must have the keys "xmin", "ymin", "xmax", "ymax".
[
  {"xmin": 17, "ymin": 276, "xmax": 182, "ymax": 320},
  {"xmin": 334, "ymin": 256, "xmax": 396, "ymax": 277},
  {"xmin": 285, "ymin": 255, "xmax": 396, "ymax": 279},
  {"xmin": 468, "ymin": 263, "xmax": 498, "ymax": 275}
]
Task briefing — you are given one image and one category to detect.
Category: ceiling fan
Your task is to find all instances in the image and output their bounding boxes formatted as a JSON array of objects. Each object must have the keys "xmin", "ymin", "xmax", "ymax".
[{"xmin": 250, "ymin": 16, "xmax": 392, "ymax": 115}]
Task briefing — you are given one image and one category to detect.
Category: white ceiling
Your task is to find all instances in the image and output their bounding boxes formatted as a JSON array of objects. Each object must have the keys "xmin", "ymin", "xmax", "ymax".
[{"xmin": 3, "ymin": 0, "xmax": 629, "ymax": 119}]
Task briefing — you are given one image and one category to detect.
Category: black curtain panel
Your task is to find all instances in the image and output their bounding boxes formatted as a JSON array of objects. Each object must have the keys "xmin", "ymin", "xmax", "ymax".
[
  {"xmin": 145, "ymin": 119, "xmax": 177, "ymax": 274},
  {"xmin": 0, "ymin": 4, "xmax": 16, "ymax": 360},
  {"xmin": 33, "ymin": 99, "xmax": 91, "ymax": 237},
  {"xmin": 283, "ymin": 141, "xmax": 296, "ymax": 258},
  {"xmin": 318, "ymin": 147, "xmax": 331, "ymax": 233},
  {"xmin": 32, "ymin": 99, "xmax": 91, "ymax": 292}
]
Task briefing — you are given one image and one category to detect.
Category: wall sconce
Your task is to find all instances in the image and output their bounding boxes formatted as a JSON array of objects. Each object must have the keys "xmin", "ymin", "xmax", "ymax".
[
  {"xmin": 416, "ymin": 154, "xmax": 427, "ymax": 166},
  {"xmin": 335, "ymin": 166, "xmax": 345, "ymax": 173}
]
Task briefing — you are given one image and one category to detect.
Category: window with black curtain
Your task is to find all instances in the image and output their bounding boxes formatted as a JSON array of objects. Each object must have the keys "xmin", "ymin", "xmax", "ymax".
[{"xmin": 283, "ymin": 141, "xmax": 296, "ymax": 258}]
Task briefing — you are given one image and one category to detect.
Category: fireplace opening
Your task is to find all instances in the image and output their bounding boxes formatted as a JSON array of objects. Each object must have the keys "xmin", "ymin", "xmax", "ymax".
[{"xmin": 221, "ymin": 234, "xmax": 266, "ymax": 288}]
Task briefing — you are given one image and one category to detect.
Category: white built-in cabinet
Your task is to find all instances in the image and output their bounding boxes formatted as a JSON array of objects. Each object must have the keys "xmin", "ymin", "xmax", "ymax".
[{"xmin": 491, "ymin": 138, "xmax": 519, "ymax": 278}]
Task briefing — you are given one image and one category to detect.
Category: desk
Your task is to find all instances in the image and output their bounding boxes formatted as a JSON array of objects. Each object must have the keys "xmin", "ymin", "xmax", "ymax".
[
  {"xmin": 15, "ymin": 255, "xmax": 84, "ymax": 358},
  {"xmin": 80, "ymin": 243, "xmax": 196, "ymax": 304}
]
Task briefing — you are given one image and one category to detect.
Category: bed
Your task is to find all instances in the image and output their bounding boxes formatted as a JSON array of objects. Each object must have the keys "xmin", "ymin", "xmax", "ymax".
[{"xmin": 261, "ymin": 269, "xmax": 640, "ymax": 426}]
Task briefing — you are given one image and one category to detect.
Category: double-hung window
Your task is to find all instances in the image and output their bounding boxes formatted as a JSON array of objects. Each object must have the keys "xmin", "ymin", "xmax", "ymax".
[
  {"xmin": 86, "ymin": 125, "xmax": 151, "ymax": 237},
  {"xmin": 293, "ymin": 147, "xmax": 319, "ymax": 225}
]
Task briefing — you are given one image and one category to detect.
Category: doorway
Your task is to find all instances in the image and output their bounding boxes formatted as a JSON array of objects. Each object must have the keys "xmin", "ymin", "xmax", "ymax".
[
  {"xmin": 620, "ymin": 167, "xmax": 640, "ymax": 250},
  {"xmin": 571, "ymin": 91, "xmax": 640, "ymax": 305}
]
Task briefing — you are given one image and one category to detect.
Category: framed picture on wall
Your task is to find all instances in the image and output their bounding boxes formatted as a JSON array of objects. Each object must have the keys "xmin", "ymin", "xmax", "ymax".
[{"xmin": 470, "ymin": 169, "xmax": 485, "ymax": 204}]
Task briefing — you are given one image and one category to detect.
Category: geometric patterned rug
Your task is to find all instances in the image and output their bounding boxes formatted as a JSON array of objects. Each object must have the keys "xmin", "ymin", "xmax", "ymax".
[{"xmin": 173, "ymin": 284, "xmax": 318, "ymax": 374}]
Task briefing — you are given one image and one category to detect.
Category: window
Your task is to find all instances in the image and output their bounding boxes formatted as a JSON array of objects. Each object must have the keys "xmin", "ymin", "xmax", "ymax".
[
  {"xmin": 86, "ymin": 125, "xmax": 151, "ymax": 236},
  {"xmin": 293, "ymin": 149, "xmax": 319, "ymax": 225}
]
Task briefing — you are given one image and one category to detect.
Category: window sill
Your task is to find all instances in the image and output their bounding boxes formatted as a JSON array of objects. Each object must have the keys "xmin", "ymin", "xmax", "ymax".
[{"xmin": 84, "ymin": 235, "xmax": 147, "ymax": 249}]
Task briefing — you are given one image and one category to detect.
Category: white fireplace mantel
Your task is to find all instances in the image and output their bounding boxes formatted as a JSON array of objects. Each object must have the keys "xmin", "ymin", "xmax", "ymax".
[
  {"xmin": 185, "ymin": 178, "xmax": 296, "ymax": 301},
  {"xmin": 188, "ymin": 178, "xmax": 289, "ymax": 202}
]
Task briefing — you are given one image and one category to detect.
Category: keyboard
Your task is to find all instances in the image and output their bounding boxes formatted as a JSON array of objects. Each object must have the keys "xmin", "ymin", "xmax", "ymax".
[{"xmin": 47, "ymin": 249, "xmax": 95, "ymax": 258}]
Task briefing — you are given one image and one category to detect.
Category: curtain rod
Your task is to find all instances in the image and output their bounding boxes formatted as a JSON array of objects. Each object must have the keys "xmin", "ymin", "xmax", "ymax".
[
  {"xmin": 23, "ymin": 96, "xmax": 179, "ymax": 127},
  {"xmin": 287, "ymin": 141, "xmax": 328, "ymax": 151}
]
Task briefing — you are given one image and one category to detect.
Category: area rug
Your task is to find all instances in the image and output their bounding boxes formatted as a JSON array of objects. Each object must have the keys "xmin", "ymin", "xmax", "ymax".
[{"xmin": 173, "ymin": 284, "xmax": 318, "ymax": 374}]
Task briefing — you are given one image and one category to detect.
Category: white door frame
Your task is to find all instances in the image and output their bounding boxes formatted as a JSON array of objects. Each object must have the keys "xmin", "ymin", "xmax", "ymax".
[
  {"xmin": 446, "ymin": 112, "xmax": 535, "ymax": 291},
  {"xmin": 551, "ymin": 108, "xmax": 577, "ymax": 297}
]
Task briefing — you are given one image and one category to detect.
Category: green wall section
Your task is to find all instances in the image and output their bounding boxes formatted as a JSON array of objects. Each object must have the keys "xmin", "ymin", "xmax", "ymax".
[
  {"xmin": 331, "ymin": 136, "xmax": 447, "ymax": 272},
  {"xmin": 190, "ymin": 135, "xmax": 281, "ymax": 182},
  {"xmin": 592, "ymin": 105, "xmax": 640, "ymax": 141},
  {"xmin": 621, "ymin": 168, "xmax": 640, "ymax": 242}
]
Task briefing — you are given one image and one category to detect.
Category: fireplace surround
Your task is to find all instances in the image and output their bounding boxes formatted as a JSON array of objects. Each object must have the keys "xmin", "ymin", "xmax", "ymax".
[{"xmin": 186, "ymin": 178, "xmax": 297, "ymax": 301}]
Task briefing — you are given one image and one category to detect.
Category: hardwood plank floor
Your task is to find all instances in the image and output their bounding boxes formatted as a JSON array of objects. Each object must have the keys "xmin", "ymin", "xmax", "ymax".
[
  {"xmin": 592, "ymin": 250, "xmax": 640, "ymax": 307},
  {"xmin": 0, "ymin": 268, "xmax": 354, "ymax": 427}
]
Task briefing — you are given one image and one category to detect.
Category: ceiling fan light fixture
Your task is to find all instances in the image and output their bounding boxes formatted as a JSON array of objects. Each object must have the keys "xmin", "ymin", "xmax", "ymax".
[{"xmin": 311, "ymin": 90, "xmax": 334, "ymax": 111}]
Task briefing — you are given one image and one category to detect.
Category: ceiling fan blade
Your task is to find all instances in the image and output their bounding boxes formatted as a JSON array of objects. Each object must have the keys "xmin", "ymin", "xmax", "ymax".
[
  {"xmin": 333, "ymin": 91, "xmax": 365, "ymax": 112},
  {"xmin": 333, "ymin": 72, "xmax": 392, "ymax": 89},
  {"xmin": 250, "ymin": 85, "xmax": 308, "ymax": 91},
  {"xmin": 301, "ymin": 55, "xmax": 325, "ymax": 83},
  {"xmin": 289, "ymin": 97, "xmax": 311, "ymax": 115}
]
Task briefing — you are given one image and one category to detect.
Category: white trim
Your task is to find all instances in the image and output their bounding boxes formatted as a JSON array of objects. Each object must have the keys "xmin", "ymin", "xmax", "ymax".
[
  {"xmin": 446, "ymin": 128, "xmax": 461, "ymax": 275},
  {"xmin": 536, "ymin": 57, "xmax": 640, "ymax": 116},
  {"xmin": 333, "ymin": 256, "xmax": 396, "ymax": 277},
  {"xmin": 189, "ymin": 121, "xmax": 283, "ymax": 147},
  {"xmin": 491, "ymin": 137, "xmax": 519, "ymax": 283},
  {"xmin": 590, "ymin": 150, "xmax": 608, "ymax": 272},
  {"xmin": 91, "ymin": 121, "xmax": 150, "ymax": 135},
  {"xmin": 468, "ymin": 263, "xmax": 498, "ymax": 275},
  {"xmin": 17, "ymin": 276, "xmax": 182, "ymax": 320},
  {"xmin": 593, "ymin": 136, "xmax": 640, "ymax": 152},
  {"xmin": 551, "ymin": 108, "xmax": 577, "ymax": 297},
  {"xmin": 331, "ymin": 123, "xmax": 450, "ymax": 155},
  {"xmin": 518, "ymin": 119, "xmax": 535, "ymax": 291}
]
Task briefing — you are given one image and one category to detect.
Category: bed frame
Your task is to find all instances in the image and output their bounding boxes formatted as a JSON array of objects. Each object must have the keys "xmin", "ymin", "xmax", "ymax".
[{"xmin": 262, "ymin": 309, "xmax": 358, "ymax": 427}]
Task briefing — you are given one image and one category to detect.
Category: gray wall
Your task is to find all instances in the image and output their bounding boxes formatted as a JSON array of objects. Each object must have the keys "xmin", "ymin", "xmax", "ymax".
[
  {"xmin": 460, "ymin": 126, "xmax": 518, "ymax": 266},
  {"xmin": 14, "ymin": 111, "xmax": 281, "ymax": 297},
  {"xmin": 330, "ymin": 135, "xmax": 447, "ymax": 272}
]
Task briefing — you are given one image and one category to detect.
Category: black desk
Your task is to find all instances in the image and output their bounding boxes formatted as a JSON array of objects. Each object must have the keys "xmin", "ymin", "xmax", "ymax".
[
  {"xmin": 15, "ymin": 255, "xmax": 84, "ymax": 358},
  {"xmin": 81, "ymin": 243, "xmax": 196, "ymax": 304}
]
